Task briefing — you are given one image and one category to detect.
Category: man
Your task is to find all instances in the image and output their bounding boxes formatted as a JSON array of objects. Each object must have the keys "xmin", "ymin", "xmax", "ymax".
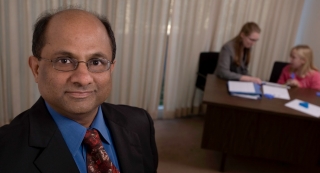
[{"xmin": 0, "ymin": 8, "xmax": 158, "ymax": 173}]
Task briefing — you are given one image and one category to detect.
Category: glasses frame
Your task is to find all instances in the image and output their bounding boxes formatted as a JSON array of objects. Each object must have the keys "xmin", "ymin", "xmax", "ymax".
[
  {"xmin": 38, "ymin": 56, "xmax": 114, "ymax": 73},
  {"xmin": 246, "ymin": 36, "xmax": 259, "ymax": 42}
]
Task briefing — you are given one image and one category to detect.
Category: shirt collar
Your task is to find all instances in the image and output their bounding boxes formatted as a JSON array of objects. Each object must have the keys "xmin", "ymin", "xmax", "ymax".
[
  {"xmin": 45, "ymin": 102, "xmax": 110, "ymax": 157},
  {"xmin": 89, "ymin": 106, "xmax": 111, "ymax": 144}
]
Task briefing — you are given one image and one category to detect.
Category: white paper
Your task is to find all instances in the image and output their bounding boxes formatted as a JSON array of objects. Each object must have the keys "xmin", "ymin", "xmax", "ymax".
[
  {"xmin": 285, "ymin": 99, "xmax": 320, "ymax": 117},
  {"xmin": 263, "ymin": 85, "xmax": 290, "ymax": 100},
  {"xmin": 228, "ymin": 81, "xmax": 255, "ymax": 93},
  {"xmin": 231, "ymin": 93, "xmax": 260, "ymax": 100},
  {"xmin": 262, "ymin": 81, "xmax": 290, "ymax": 89}
]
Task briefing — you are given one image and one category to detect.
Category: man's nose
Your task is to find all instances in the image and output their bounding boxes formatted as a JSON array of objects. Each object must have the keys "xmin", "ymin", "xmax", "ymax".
[{"xmin": 70, "ymin": 62, "xmax": 94, "ymax": 86}]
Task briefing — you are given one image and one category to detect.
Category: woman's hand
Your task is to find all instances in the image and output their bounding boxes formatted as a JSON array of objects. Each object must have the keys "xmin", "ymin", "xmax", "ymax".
[
  {"xmin": 250, "ymin": 77, "xmax": 262, "ymax": 84},
  {"xmin": 240, "ymin": 76, "xmax": 262, "ymax": 84},
  {"xmin": 286, "ymin": 79, "xmax": 301, "ymax": 87}
]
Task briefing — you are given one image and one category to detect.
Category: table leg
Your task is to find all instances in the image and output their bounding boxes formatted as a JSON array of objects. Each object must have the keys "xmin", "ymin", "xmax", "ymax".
[{"xmin": 219, "ymin": 152, "xmax": 227, "ymax": 172}]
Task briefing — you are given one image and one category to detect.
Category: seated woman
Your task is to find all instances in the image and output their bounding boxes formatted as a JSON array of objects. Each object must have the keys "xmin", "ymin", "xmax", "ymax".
[
  {"xmin": 215, "ymin": 22, "xmax": 262, "ymax": 84},
  {"xmin": 278, "ymin": 45, "xmax": 320, "ymax": 90}
]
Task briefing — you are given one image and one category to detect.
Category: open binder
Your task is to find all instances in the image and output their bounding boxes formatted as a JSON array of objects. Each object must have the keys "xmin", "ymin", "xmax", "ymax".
[{"xmin": 227, "ymin": 81, "xmax": 262, "ymax": 99}]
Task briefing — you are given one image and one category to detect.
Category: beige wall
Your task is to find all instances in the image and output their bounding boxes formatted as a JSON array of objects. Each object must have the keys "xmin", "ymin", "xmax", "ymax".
[{"xmin": 295, "ymin": 0, "xmax": 320, "ymax": 68}]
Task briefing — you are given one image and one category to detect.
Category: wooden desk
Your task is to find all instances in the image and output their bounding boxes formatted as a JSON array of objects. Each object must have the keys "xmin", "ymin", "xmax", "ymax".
[{"xmin": 201, "ymin": 74, "xmax": 320, "ymax": 171}]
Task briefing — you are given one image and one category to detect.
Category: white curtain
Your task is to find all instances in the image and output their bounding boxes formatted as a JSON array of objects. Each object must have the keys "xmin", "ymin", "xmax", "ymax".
[
  {"xmin": 0, "ymin": 0, "xmax": 170, "ymax": 126},
  {"xmin": 110, "ymin": 0, "xmax": 170, "ymax": 119},
  {"xmin": 163, "ymin": 0, "xmax": 305, "ymax": 118}
]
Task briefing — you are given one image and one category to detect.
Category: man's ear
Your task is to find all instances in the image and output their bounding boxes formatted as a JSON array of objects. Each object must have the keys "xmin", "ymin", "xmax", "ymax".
[
  {"xmin": 28, "ymin": 56, "xmax": 40, "ymax": 83},
  {"xmin": 110, "ymin": 60, "xmax": 116, "ymax": 74}
]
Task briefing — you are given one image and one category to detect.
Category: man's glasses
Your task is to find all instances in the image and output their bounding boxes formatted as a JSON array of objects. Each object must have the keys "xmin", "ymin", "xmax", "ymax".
[{"xmin": 39, "ymin": 57, "xmax": 113, "ymax": 73}]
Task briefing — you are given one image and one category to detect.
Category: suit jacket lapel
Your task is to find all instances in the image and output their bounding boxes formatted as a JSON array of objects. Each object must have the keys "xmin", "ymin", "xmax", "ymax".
[
  {"xmin": 28, "ymin": 98, "xmax": 144, "ymax": 173},
  {"xmin": 28, "ymin": 97, "xmax": 79, "ymax": 173},
  {"xmin": 101, "ymin": 104, "xmax": 144, "ymax": 173}
]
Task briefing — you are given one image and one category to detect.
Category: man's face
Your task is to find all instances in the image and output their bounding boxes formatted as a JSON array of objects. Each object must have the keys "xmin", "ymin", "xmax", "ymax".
[{"xmin": 29, "ymin": 10, "xmax": 114, "ymax": 120}]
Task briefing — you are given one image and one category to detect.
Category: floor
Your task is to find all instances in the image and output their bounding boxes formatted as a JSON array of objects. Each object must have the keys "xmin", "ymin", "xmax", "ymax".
[{"xmin": 154, "ymin": 116, "xmax": 320, "ymax": 173}]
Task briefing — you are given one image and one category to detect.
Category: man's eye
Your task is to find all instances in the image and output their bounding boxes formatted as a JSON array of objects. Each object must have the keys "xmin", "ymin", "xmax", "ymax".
[
  {"xmin": 56, "ymin": 58, "xmax": 72, "ymax": 64},
  {"xmin": 91, "ymin": 59, "xmax": 105, "ymax": 66}
]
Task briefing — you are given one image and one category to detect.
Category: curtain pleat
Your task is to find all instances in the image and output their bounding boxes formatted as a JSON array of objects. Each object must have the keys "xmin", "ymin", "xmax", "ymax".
[{"xmin": 109, "ymin": 0, "xmax": 170, "ymax": 118}]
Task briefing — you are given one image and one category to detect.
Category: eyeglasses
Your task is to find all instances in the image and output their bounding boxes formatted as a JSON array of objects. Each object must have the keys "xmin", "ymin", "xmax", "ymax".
[
  {"xmin": 246, "ymin": 36, "xmax": 258, "ymax": 42},
  {"xmin": 39, "ymin": 57, "xmax": 113, "ymax": 73}
]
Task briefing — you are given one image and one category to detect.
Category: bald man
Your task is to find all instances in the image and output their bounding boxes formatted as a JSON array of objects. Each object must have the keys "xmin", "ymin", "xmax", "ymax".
[{"xmin": 0, "ymin": 8, "xmax": 158, "ymax": 173}]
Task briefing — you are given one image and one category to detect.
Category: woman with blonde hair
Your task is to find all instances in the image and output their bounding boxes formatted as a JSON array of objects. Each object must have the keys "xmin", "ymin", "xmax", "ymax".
[
  {"xmin": 215, "ymin": 22, "xmax": 262, "ymax": 83},
  {"xmin": 278, "ymin": 45, "xmax": 320, "ymax": 89}
]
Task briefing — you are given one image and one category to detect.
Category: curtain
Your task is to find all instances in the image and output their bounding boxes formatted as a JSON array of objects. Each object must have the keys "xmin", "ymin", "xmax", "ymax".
[
  {"xmin": 110, "ymin": 0, "xmax": 170, "ymax": 119},
  {"xmin": 163, "ymin": 0, "xmax": 305, "ymax": 118},
  {"xmin": 0, "ymin": 0, "xmax": 170, "ymax": 126},
  {"xmin": 295, "ymin": 0, "xmax": 320, "ymax": 68}
]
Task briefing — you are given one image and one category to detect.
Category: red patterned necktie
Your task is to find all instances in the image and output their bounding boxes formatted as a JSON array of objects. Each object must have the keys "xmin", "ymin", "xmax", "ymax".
[{"xmin": 83, "ymin": 129, "xmax": 120, "ymax": 173}]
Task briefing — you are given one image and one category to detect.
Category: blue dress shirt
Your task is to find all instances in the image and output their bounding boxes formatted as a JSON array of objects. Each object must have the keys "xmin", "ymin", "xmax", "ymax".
[{"xmin": 45, "ymin": 102, "xmax": 120, "ymax": 173}]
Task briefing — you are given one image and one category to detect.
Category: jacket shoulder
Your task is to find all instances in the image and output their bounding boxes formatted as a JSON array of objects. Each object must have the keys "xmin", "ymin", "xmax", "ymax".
[
  {"xmin": 0, "ymin": 110, "xmax": 30, "ymax": 141},
  {"xmin": 101, "ymin": 103, "xmax": 153, "ymax": 132},
  {"xmin": 101, "ymin": 103, "xmax": 149, "ymax": 119},
  {"xmin": 222, "ymin": 39, "xmax": 235, "ymax": 50},
  {"xmin": 0, "ymin": 110, "xmax": 35, "ymax": 172}
]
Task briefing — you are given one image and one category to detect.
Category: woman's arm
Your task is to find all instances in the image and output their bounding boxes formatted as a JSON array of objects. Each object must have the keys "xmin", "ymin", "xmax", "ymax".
[
  {"xmin": 215, "ymin": 45, "xmax": 242, "ymax": 80},
  {"xmin": 215, "ymin": 42, "xmax": 261, "ymax": 83},
  {"xmin": 240, "ymin": 75, "xmax": 262, "ymax": 84}
]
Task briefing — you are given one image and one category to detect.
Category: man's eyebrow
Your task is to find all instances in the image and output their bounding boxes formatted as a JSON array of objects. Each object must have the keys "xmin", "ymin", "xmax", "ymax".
[
  {"xmin": 52, "ymin": 51, "xmax": 73, "ymax": 57},
  {"xmin": 52, "ymin": 51, "xmax": 110, "ymax": 60},
  {"xmin": 91, "ymin": 52, "xmax": 109, "ymax": 60}
]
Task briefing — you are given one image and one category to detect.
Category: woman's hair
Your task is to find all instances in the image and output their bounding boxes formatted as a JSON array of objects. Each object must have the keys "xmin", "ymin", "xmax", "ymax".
[
  {"xmin": 233, "ymin": 22, "xmax": 261, "ymax": 66},
  {"xmin": 290, "ymin": 45, "xmax": 318, "ymax": 75}
]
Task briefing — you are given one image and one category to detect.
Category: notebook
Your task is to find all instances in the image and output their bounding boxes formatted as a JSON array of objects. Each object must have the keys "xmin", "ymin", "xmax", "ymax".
[{"xmin": 262, "ymin": 85, "xmax": 290, "ymax": 100}]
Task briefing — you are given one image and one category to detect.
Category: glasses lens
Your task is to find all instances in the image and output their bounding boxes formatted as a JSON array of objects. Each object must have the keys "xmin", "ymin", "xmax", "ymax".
[
  {"xmin": 53, "ymin": 57, "xmax": 76, "ymax": 71},
  {"xmin": 88, "ymin": 59, "xmax": 111, "ymax": 73}
]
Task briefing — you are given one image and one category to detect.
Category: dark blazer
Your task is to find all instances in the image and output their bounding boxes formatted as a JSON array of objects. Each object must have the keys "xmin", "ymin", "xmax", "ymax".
[{"xmin": 0, "ymin": 97, "xmax": 158, "ymax": 173}]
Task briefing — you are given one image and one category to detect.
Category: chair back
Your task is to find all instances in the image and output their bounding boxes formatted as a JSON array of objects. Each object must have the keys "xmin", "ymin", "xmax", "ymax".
[
  {"xmin": 195, "ymin": 52, "xmax": 219, "ymax": 90},
  {"xmin": 269, "ymin": 61, "xmax": 289, "ymax": 83}
]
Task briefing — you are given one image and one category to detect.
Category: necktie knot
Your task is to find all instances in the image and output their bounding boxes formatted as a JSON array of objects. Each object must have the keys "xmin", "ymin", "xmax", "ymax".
[
  {"xmin": 83, "ymin": 129, "xmax": 120, "ymax": 173},
  {"xmin": 83, "ymin": 129, "xmax": 102, "ymax": 149}
]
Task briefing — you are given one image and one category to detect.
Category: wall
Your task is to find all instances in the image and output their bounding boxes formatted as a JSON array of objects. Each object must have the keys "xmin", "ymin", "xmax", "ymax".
[{"xmin": 295, "ymin": 0, "xmax": 320, "ymax": 68}]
